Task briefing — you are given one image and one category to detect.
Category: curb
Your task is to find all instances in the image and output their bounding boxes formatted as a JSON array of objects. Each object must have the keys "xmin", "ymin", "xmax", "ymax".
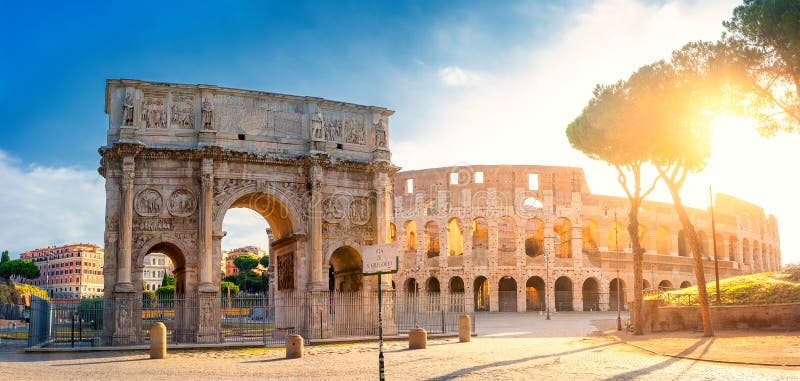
[{"xmin": 24, "ymin": 332, "xmax": 469, "ymax": 353}]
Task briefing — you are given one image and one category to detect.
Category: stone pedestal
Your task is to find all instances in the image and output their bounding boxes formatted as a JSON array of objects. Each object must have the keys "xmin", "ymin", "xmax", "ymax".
[
  {"xmin": 286, "ymin": 334, "xmax": 304, "ymax": 359},
  {"xmin": 112, "ymin": 292, "xmax": 137, "ymax": 345},
  {"xmin": 197, "ymin": 291, "xmax": 220, "ymax": 343},
  {"xmin": 150, "ymin": 322, "xmax": 167, "ymax": 359},
  {"xmin": 409, "ymin": 327, "xmax": 427, "ymax": 349},
  {"xmin": 458, "ymin": 315, "xmax": 471, "ymax": 342}
]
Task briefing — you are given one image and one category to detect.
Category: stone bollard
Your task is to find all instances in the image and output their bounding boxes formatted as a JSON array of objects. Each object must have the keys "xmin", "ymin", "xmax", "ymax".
[
  {"xmin": 150, "ymin": 322, "xmax": 167, "ymax": 359},
  {"xmin": 408, "ymin": 327, "xmax": 427, "ymax": 349},
  {"xmin": 458, "ymin": 315, "xmax": 471, "ymax": 342},
  {"xmin": 286, "ymin": 333, "xmax": 304, "ymax": 359}
]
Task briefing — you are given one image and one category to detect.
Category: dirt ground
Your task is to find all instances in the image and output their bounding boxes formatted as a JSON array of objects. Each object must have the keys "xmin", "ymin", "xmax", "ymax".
[
  {"xmin": 1, "ymin": 312, "xmax": 797, "ymax": 380},
  {"xmin": 609, "ymin": 328, "xmax": 800, "ymax": 366}
]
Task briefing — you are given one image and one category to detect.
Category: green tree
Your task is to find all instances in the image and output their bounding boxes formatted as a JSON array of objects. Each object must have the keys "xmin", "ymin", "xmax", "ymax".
[
  {"xmin": 0, "ymin": 251, "xmax": 10, "ymax": 264},
  {"xmin": 0, "ymin": 259, "xmax": 40, "ymax": 280},
  {"xmin": 259, "ymin": 255, "xmax": 269, "ymax": 268},
  {"xmin": 645, "ymin": 43, "xmax": 724, "ymax": 337},
  {"xmin": 720, "ymin": 0, "xmax": 800, "ymax": 134},
  {"xmin": 234, "ymin": 255, "xmax": 259, "ymax": 273},
  {"xmin": 221, "ymin": 281, "xmax": 239, "ymax": 295},
  {"xmin": 161, "ymin": 273, "xmax": 175, "ymax": 287},
  {"xmin": 223, "ymin": 275, "xmax": 239, "ymax": 284},
  {"xmin": 155, "ymin": 285, "xmax": 175, "ymax": 298},
  {"xmin": 567, "ymin": 64, "xmax": 665, "ymax": 335}
]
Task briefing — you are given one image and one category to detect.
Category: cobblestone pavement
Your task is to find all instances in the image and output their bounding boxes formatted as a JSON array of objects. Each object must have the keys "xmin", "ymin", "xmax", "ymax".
[{"xmin": 1, "ymin": 312, "xmax": 797, "ymax": 380}]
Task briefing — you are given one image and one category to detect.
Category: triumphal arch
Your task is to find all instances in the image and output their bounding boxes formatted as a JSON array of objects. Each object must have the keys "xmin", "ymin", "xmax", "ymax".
[{"xmin": 99, "ymin": 79, "xmax": 396, "ymax": 344}]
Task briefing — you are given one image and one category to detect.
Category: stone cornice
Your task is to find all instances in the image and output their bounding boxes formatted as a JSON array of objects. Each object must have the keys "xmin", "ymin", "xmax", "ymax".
[
  {"xmin": 99, "ymin": 143, "xmax": 399, "ymax": 175},
  {"xmin": 106, "ymin": 79, "xmax": 395, "ymax": 116}
]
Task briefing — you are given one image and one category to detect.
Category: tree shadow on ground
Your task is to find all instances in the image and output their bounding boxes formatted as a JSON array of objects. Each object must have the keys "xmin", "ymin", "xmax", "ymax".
[
  {"xmin": 427, "ymin": 342, "xmax": 620, "ymax": 380},
  {"xmin": 601, "ymin": 337, "xmax": 713, "ymax": 381}
]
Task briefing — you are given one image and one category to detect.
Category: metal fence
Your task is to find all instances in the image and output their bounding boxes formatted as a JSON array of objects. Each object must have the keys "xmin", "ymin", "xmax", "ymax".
[
  {"xmin": 658, "ymin": 290, "xmax": 780, "ymax": 306},
  {"xmin": 28, "ymin": 296, "xmax": 104, "ymax": 348},
  {"xmin": 28, "ymin": 291, "xmax": 472, "ymax": 348}
]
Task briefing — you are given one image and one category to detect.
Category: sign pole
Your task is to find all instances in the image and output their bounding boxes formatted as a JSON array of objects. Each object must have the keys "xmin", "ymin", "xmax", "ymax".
[
  {"xmin": 361, "ymin": 244, "xmax": 397, "ymax": 381},
  {"xmin": 378, "ymin": 273, "xmax": 385, "ymax": 381}
]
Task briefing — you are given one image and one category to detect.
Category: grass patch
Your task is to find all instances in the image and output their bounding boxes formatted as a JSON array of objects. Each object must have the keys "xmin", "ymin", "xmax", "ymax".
[
  {"xmin": 655, "ymin": 271, "xmax": 800, "ymax": 306},
  {"xmin": 0, "ymin": 331, "xmax": 28, "ymax": 340}
]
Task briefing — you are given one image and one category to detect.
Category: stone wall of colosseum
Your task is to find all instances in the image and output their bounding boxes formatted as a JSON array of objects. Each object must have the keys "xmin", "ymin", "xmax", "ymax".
[{"xmin": 389, "ymin": 165, "xmax": 781, "ymax": 313}]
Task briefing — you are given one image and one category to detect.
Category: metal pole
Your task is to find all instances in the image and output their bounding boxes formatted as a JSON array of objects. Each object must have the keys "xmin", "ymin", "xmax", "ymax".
[
  {"xmin": 615, "ymin": 209, "xmax": 622, "ymax": 331},
  {"xmin": 378, "ymin": 273, "xmax": 385, "ymax": 381},
  {"xmin": 710, "ymin": 186, "xmax": 720, "ymax": 305}
]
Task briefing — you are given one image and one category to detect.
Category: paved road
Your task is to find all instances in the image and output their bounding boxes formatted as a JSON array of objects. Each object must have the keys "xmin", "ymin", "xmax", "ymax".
[{"xmin": 1, "ymin": 312, "xmax": 796, "ymax": 380}]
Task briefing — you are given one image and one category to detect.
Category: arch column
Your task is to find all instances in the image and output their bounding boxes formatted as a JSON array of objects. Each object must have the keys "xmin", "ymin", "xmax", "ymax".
[
  {"xmin": 198, "ymin": 157, "xmax": 215, "ymax": 293},
  {"xmin": 308, "ymin": 163, "xmax": 326, "ymax": 291},
  {"xmin": 114, "ymin": 154, "xmax": 135, "ymax": 293}
]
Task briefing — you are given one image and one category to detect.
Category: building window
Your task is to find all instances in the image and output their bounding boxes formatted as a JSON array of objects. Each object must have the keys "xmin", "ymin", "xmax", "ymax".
[
  {"xmin": 406, "ymin": 179, "xmax": 414, "ymax": 195},
  {"xmin": 449, "ymin": 172, "xmax": 459, "ymax": 185},
  {"xmin": 474, "ymin": 171, "xmax": 484, "ymax": 184},
  {"xmin": 528, "ymin": 174, "xmax": 539, "ymax": 191}
]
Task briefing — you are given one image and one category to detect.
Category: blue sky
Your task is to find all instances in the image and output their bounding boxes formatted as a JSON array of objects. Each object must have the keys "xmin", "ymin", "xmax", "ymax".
[
  {"xmin": 4, "ymin": 0, "xmax": 798, "ymax": 265},
  {"xmin": 0, "ymin": 0, "xmax": 580, "ymax": 167}
]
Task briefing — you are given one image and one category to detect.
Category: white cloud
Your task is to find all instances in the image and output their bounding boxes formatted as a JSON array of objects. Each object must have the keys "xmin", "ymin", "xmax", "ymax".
[
  {"xmin": 438, "ymin": 66, "xmax": 482, "ymax": 87},
  {"xmin": 0, "ymin": 150, "xmax": 105, "ymax": 257}
]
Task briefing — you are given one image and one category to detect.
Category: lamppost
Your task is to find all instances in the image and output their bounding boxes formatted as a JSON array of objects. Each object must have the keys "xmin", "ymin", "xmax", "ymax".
[{"xmin": 605, "ymin": 206, "xmax": 623, "ymax": 331}]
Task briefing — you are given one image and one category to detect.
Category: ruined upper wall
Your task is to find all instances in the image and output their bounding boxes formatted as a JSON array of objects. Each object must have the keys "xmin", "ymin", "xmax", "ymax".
[{"xmin": 104, "ymin": 79, "xmax": 393, "ymax": 163}]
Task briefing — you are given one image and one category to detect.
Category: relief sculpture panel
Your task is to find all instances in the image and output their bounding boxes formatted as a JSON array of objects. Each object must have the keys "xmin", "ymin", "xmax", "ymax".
[
  {"xmin": 170, "ymin": 94, "xmax": 195, "ymax": 129},
  {"xmin": 141, "ymin": 94, "xmax": 167, "ymax": 129},
  {"xmin": 134, "ymin": 189, "xmax": 162, "ymax": 217},
  {"xmin": 168, "ymin": 189, "xmax": 197, "ymax": 217},
  {"xmin": 213, "ymin": 95, "xmax": 305, "ymax": 137}
]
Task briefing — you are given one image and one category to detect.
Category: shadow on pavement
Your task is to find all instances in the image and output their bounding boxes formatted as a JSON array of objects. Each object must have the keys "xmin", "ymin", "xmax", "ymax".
[
  {"xmin": 428, "ymin": 341, "xmax": 620, "ymax": 380},
  {"xmin": 601, "ymin": 337, "xmax": 713, "ymax": 380}
]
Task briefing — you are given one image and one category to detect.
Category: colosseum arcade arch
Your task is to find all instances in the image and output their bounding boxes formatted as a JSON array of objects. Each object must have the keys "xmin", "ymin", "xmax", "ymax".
[
  {"xmin": 100, "ymin": 80, "xmax": 396, "ymax": 345},
  {"xmin": 582, "ymin": 278, "xmax": 599, "ymax": 311},
  {"xmin": 609, "ymin": 278, "xmax": 626, "ymax": 311},
  {"xmin": 525, "ymin": 276, "xmax": 545, "ymax": 311},
  {"xmin": 498, "ymin": 276, "xmax": 517, "ymax": 312},
  {"xmin": 474, "ymin": 276, "xmax": 490, "ymax": 311},
  {"xmin": 554, "ymin": 276, "xmax": 573, "ymax": 311}
]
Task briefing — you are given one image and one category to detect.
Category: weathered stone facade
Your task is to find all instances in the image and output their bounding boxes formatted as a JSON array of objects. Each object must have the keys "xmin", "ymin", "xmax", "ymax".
[
  {"xmin": 391, "ymin": 166, "xmax": 781, "ymax": 313},
  {"xmin": 100, "ymin": 80, "xmax": 396, "ymax": 344}
]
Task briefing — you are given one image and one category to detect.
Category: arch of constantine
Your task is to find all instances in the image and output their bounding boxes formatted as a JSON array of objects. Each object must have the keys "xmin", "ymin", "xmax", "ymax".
[
  {"xmin": 100, "ymin": 80, "xmax": 396, "ymax": 344},
  {"xmin": 390, "ymin": 166, "xmax": 781, "ymax": 313}
]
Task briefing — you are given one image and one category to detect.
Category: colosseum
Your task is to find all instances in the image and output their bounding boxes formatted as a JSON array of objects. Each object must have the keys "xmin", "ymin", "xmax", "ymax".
[{"xmin": 390, "ymin": 165, "xmax": 781, "ymax": 313}]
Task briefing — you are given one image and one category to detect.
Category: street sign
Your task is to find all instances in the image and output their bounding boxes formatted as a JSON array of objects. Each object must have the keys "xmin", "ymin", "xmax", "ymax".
[
  {"xmin": 360, "ymin": 243, "xmax": 398, "ymax": 381},
  {"xmin": 362, "ymin": 244, "xmax": 398, "ymax": 275}
]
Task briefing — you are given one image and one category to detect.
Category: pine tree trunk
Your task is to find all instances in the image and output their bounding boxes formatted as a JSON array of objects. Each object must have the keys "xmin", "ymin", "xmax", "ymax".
[
  {"xmin": 663, "ymin": 180, "xmax": 714, "ymax": 337},
  {"xmin": 627, "ymin": 201, "xmax": 645, "ymax": 335}
]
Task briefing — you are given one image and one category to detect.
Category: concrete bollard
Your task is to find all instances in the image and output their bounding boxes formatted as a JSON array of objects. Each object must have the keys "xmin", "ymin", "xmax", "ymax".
[
  {"xmin": 408, "ymin": 327, "xmax": 427, "ymax": 349},
  {"xmin": 458, "ymin": 315, "xmax": 471, "ymax": 342},
  {"xmin": 150, "ymin": 322, "xmax": 167, "ymax": 359},
  {"xmin": 286, "ymin": 333, "xmax": 304, "ymax": 359}
]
